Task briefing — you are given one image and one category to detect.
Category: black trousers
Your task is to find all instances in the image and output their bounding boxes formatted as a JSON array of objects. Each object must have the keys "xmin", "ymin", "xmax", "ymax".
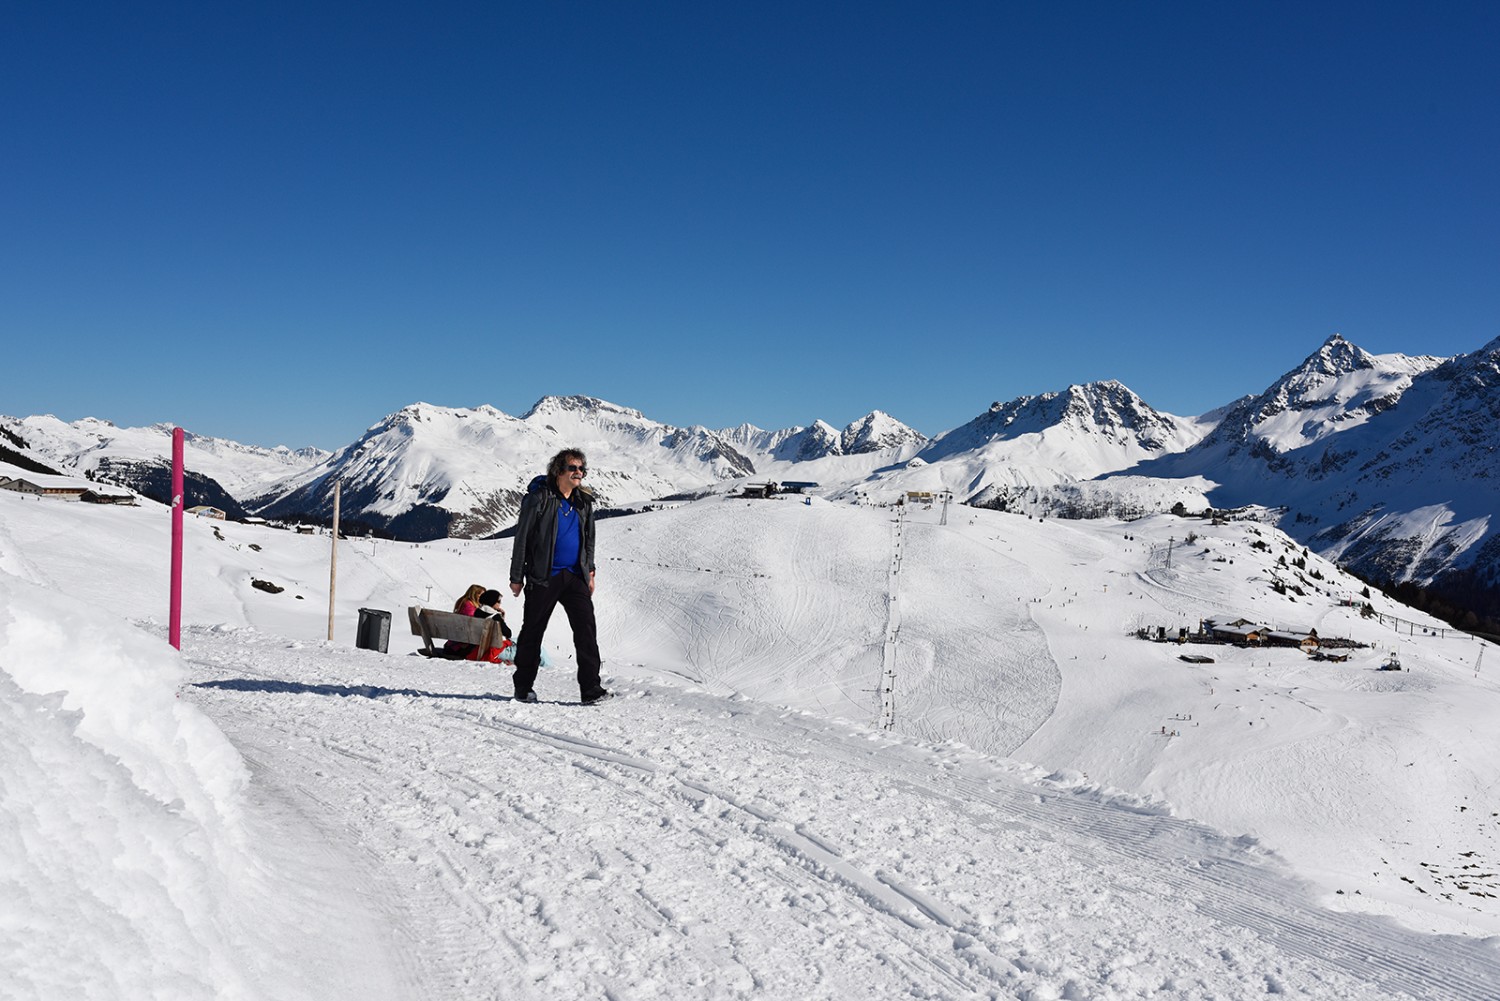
[{"xmin": 512, "ymin": 570, "xmax": 602, "ymax": 697}]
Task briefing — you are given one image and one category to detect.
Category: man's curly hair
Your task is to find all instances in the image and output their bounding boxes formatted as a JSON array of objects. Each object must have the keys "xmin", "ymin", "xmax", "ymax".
[{"xmin": 547, "ymin": 448, "xmax": 588, "ymax": 481}]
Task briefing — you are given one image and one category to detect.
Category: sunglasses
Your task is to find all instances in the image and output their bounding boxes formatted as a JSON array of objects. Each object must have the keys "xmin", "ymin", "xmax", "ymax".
[{"xmin": 565, "ymin": 463, "xmax": 588, "ymax": 475}]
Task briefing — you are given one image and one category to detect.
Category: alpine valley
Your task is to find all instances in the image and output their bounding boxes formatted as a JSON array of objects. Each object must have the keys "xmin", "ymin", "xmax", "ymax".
[{"xmin": 5, "ymin": 332, "xmax": 1499, "ymax": 622}]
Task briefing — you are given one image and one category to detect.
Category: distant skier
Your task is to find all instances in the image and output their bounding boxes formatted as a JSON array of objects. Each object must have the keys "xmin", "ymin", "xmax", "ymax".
[{"xmin": 509, "ymin": 449, "xmax": 610, "ymax": 705}]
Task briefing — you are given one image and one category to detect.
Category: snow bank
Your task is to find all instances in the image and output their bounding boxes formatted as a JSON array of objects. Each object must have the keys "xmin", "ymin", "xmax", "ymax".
[{"xmin": 0, "ymin": 570, "xmax": 259, "ymax": 1001}]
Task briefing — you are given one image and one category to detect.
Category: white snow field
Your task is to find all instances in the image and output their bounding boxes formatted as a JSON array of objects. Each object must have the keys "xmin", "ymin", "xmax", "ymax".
[{"xmin": 3, "ymin": 489, "xmax": 1499, "ymax": 1000}]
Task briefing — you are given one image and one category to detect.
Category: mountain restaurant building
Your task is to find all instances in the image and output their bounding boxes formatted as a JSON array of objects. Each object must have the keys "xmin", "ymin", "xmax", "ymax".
[
  {"xmin": 1204, "ymin": 617, "xmax": 1268, "ymax": 644},
  {"xmin": 0, "ymin": 466, "xmax": 91, "ymax": 501}
]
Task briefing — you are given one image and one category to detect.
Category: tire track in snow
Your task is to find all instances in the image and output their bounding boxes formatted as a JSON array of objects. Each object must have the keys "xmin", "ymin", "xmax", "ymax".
[
  {"xmin": 442, "ymin": 706, "xmax": 1010, "ymax": 997},
  {"xmin": 436, "ymin": 702, "xmax": 1419, "ymax": 999},
  {"xmin": 700, "ymin": 699, "xmax": 1500, "ymax": 1001},
  {"xmin": 183, "ymin": 627, "xmax": 1494, "ymax": 1000}
]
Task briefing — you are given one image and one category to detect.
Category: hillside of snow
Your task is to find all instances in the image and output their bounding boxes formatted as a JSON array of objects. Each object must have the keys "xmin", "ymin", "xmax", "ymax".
[{"xmin": 5, "ymin": 487, "xmax": 1500, "ymax": 998}]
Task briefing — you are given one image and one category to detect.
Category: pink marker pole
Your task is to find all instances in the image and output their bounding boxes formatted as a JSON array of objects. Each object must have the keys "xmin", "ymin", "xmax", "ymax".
[{"xmin": 170, "ymin": 427, "xmax": 184, "ymax": 650}]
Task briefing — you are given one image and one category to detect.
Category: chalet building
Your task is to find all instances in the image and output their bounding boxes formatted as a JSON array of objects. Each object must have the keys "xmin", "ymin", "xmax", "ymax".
[
  {"xmin": 1203, "ymin": 617, "xmax": 1267, "ymax": 644},
  {"xmin": 187, "ymin": 505, "xmax": 227, "ymax": 520},
  {"xmin": 1, "ymin": 466, "xmax": 89, "ymax": 501},
  {"xmin": 81, "ymin": 487, "xmax": 136, "ymax": 505},
  {"xmin": 1266, "ymin": 629, "xmax": 1321, "ymax": 652},
  {"xmin": 0, "ymin": 461, "xmax": 135, "ymax": 504}
]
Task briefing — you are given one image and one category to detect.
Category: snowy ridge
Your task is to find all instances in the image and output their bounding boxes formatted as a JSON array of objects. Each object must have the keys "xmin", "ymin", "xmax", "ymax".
[
  {"xmin": 923, "ymin": 380, "xmax": 1207, "ymax": 464},
  {"xmin": 253, "ymin": 397, "xmax": 757, "ymax": 539},
  {"xmin": 740, "ymin": 411, "xmax": 926, "ymax": 462},
  {"xmin": 1124, "ymin": 334, "xmax": 1500, "ymax": 593},
  {"xmin": 7, "ymin": 332, "xmax": 1500, "ymax": 604},
  {"xmin": 840, "ymin": 410, "xmax": 928, "ymax": 454},
  {"xmin": 1161, "ymin": 334, "xmax": 1443, "ymax": 471},
  {"xmin": 848, "ymin": 381, "xmax": 1208, "ymax": 506},
  {"xmin": 713, "ymin": 421, "xmax": 805, "ymax": 455},
  {"xmin": 1, "ymin": 413, "xmax": 329, "ymax": 499}
]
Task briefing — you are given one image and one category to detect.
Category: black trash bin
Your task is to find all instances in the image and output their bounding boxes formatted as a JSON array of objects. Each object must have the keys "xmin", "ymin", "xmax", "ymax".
[{"xmin": 355, "ymin": 607, "xmax": 391, "ymax": 653}]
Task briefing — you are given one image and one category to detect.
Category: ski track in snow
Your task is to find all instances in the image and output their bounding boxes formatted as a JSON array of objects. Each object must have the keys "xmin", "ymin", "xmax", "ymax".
[
  {"xmin": 10, "ymin": 492, "xmax": 1500, "ymax": 998},
  {"xmin": 183, "ymin": 629, "xmax": 1498, "ymax": 1001}
]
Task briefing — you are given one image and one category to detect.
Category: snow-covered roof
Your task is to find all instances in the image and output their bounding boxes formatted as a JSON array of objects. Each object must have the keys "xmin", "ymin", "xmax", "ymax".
[{"xmin": 0, "ymin": 461, "xmax": 92, "ymax": 492}]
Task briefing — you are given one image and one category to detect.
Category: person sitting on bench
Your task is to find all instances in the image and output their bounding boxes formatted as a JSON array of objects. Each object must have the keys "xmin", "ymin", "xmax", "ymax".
[{"xmin": 444, "ymin": 585, "xmax": 511, "ymax": 660}]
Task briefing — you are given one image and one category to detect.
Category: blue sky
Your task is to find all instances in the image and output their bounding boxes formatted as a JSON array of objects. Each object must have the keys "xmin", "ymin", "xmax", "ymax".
[{"xmin": 3, "ymin": 2, "xmax": 1496, "ymax": 450}]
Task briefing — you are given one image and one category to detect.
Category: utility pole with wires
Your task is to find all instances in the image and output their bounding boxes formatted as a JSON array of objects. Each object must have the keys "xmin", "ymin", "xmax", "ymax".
[{"xmin": 876, "ymin": 504, "xmax": 906, "ymax": 730}]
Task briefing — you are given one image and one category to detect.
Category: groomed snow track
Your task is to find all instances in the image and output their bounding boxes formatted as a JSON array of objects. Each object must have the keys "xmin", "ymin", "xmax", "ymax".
[{"xmin": 186, "ymin": 626, "xmax": 1500, "ymax": 1001}]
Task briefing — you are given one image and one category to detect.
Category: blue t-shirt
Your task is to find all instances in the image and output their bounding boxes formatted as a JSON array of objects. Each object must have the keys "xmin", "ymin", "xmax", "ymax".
[{"xmin": 550, "ymin": 496, "xmax": 582, "ymax": 576}]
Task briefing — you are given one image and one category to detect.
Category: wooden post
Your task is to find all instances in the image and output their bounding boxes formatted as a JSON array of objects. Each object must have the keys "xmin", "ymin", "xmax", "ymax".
[{"xmin": 327, "ymin": 479, "xmax": 340, "ymax": 642}]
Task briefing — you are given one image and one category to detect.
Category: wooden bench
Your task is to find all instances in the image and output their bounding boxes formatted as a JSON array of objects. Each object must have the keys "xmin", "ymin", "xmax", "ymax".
[{"xmin": 407, "ymin": 606, "xmax": 510, "ymax": 658}]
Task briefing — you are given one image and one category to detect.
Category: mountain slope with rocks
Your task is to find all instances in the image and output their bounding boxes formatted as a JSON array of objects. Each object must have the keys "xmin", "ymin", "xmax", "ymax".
[
  {"xmin": 251, "ymin": 397, "xmax": 759, "ymax": 540},
  {"xmin": 1112, "ymin": 335, "xmax": 1500, "ymax": 613}
]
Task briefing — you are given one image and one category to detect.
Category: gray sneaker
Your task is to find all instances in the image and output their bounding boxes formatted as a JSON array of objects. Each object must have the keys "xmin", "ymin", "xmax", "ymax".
[{"xmin": 515, "ymin": 690, "xmax": 538, "ymax": 704}]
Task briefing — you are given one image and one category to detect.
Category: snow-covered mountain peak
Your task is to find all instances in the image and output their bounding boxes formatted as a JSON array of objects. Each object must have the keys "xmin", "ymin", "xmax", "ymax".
[
  {"xmin": 1192, "ymin": 335, "xmax": 1448, "ymax": 458},
  {"xmin": 1303, "ymin": 333, "xmax": 1376, "ymax": 378},
  {"xmin": 715, "ymin": 422, "xmax": 806, "ymax": 456},
  {"xmin": 944, "ymin": 380, "xmax": 1191, "ymax": 453},
  {"xmin": 840, "ymin": 410, "xmax": 928, "ymax": 454},
  {"xmin": 372, "ymin": 402, "xmax": 502, "ymax": 440},
  {"xmin": 75, "ymin": 416, "xmax": 119, "ymax": 430},
  {"xmin": 888, "ymin": 381, "xmax": 1207, "ymax": 508},
  {"xmin": 522, "ymin": 395, "xmax": 651, "ymax": 425},
  {"xmin": 1052, "ymin": 380, "xmax": 1176, "ymax": 433},
  {"xmin": 755, "ymin": 413, "xmax": 924, "ymax": 463},
  {"xmin": 255, "ymin": 399, "xmax": 756, "ymax": 539}
]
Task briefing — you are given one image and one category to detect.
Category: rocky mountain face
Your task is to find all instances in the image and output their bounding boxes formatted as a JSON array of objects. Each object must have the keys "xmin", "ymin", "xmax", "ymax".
[
  {"xmin": 252, "ymin": 397, "xmax": 762, "ymax": 541},
  {"xmin": 924, "ymin": 380, "xmax": 1205, "ymax": 463},
  {"xmin": 754, "ymin": 412, "xmax": 927, "ymax": 462},
  {"xmin": 893, "ymin": 380, "xmax": 1208, "ymax": 507},
  {"xmin": 841, "ymin": 411, "xmax": 929, "ymax": 454},
  {"xmin": 1114, "ymin": 334, "xmax": 1500, "ymax": 615},
  {"xmin": 714, "ymin": 423, "xmax": 805, "ymax": 456},
  {"xmin": 0, "ymin": 414, "xmax": 329, "ymax": 513},
  {"xmin": 1304, "ymin": 337, "xmax": 1500, "ymax": 602},
  {"xmin": 769, "ymin": 420, "xmax": 844, "ymax": 462},
  {"xmin": 1154, "ymin": 334, "xmax": 1444, "ymax": 487}
]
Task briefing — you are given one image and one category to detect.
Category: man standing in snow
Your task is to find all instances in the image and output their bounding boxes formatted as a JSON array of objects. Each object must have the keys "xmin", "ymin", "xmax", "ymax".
[{"xmin": 508, "ymin": 449, "xmax": 610, "ymax": 705}]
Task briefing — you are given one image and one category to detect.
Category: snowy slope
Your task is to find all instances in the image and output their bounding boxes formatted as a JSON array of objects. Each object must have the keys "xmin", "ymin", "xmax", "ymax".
[
  {"xmin": 5, "ymin": 484, "xmax": 1500, "ymax": 1000},
  {"xmin": 6, "ymin": 489, "xmax": 1500, "ymax": 998}
]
